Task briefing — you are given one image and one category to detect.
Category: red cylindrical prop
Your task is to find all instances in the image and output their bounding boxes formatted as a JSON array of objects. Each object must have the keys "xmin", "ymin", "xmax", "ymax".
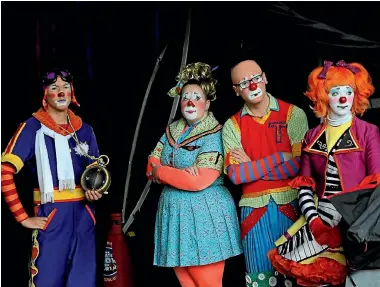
[{"xmin": 103, "ymin": 213, "xmax": 134, "ymax": 287}]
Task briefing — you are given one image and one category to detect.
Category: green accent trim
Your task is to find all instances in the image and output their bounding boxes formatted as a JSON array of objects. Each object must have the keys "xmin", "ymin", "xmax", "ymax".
[{"xmin": 239, "ymin": 190, "xmax": 298, "ymax": 208}]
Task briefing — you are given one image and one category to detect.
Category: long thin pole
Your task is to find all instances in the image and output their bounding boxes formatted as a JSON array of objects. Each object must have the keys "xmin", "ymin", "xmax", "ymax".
[
  {"xmin": 121, "ymin": 44, "xmax": 168, "ymax": 223},
  {"xmin": 122, "ymin": 8, "xmax": 192, "ymax": 233}
]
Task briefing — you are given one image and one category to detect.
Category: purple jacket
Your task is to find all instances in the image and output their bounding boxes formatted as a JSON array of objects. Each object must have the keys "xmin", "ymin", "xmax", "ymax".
[{"xmin": 291, "ymin": 117, "xmax": 380, "ymax": 198}]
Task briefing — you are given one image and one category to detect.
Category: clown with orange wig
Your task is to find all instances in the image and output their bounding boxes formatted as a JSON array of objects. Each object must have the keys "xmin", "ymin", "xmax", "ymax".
[
  {"xmin": 268, "ymin": 60, "xmax": 380, "ymax": 286},
  {"xmin": 1, "ymin": 68, "xmax": 103, "ymax": 286}
]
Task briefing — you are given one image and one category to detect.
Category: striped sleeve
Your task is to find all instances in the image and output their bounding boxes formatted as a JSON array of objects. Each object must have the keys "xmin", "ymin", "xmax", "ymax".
[
  {"xmin": 1, "ymin": 163, "xmax": 28, "ymax": 222},
  {"xmin": 261, "ymin": 106, "xmax": 307, "ymax": 181},
  {"xmin": 226, "ymin": 152, "xmax": 285, "ymax": 185},
  {"xmin": 298, "ymin": 188, "xmax": 318, "ymax": 223},
  {"xmin": 222, "ymin": 116, "xmax": 286, "ymax": 184},
  {"xmin": 262, "ymin": 156, "xmax": 301, "ymax": 180},
  {"xmin": 317, "ymin": 199, "xmax": 342, "ymax": 227}
]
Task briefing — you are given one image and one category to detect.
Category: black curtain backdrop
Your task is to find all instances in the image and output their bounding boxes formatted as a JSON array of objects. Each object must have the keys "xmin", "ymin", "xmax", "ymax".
[{"xmin": 2, "ymin": 2, "xmax": 380, "ymax": 286}]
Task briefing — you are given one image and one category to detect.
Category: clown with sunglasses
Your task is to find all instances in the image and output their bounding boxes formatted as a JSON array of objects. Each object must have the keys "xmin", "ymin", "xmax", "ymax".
[
  {"xmin": 1, "ymin": 69, "xmax": 103, "ymax": 286},
  {"xmin": 222, "ymin": 58, "xmax": 309, "ymax": 287}
]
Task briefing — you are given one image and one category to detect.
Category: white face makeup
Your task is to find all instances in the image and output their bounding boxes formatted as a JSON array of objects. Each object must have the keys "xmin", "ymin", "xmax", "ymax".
[
  {"xmin": 48, "ymin": 82, "xmax": 71, "ymax": 92},
  {"xmin": 237, "ymin": 73, "xmax": 264, "ymax": 101},
  {"xmin": 46, "ymin": 78, "xmax": 72, "ymax": 110},
  {"xmin": 328, "ymin": 85, "xmax": 354, "ymax": 118},
  {"xmin": 181, "ymin": 91, "xmax": 202, "ymax": 121},
  {"xmin": 248, "ymin": 87, "xmax": 263, "ymax": 100},
  {"xmin": 180, "ymin": 84, "xmax": 210, "ymax": 125},
  {"xmin": 55, "ymin": 99, "xmax": 70, "ymax": 107}
]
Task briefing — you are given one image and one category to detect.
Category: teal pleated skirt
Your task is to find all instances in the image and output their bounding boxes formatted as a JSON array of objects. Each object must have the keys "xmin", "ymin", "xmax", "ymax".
[{"xmin": 153, "ymin": 185, "xmax": 243, "ymax": 267}]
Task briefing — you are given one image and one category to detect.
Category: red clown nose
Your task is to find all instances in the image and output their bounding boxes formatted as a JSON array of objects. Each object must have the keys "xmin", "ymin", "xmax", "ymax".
[
  {"xmin": 249, "ymin": 82, "xmax": 258, "ymax": 91},
  {"xmin": 187, "ymin": 100, "xmax": 195, "ymax": 107},
  {"xmin": 339, "ymin": 97, "xmax": 347, "ymax": 104}
]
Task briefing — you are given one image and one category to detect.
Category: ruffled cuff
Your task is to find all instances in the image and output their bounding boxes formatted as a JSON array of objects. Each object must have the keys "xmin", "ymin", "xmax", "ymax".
[{"xmin": 289, "ymin": 176, "xmax": 316, "ymax": 190}]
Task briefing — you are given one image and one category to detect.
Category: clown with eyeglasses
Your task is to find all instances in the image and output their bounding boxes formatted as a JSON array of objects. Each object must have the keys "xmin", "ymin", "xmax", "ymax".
[
  {"xmin": 1, "ymin": 68, "xmax": 103, "ymax": 286},
  {"xmin": 222, "ymin": 58, "xmax": 309, "ymax": 287}
]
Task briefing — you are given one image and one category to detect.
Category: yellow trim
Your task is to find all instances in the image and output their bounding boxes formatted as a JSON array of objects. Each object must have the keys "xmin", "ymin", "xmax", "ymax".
[
  {"xmin": 276, "ymin": 216, "xmax": 307, "ymax": 245},
  {"xmin": 1, "ymin": 153, "xmax": 24, "ymax": 173},
  {"xmin": 227, "ymin": 153, "xmax": 240, "ymax": 165},
  {"xmin": 300, "ymin": 250, "xmax": 346, "ymax": 265},
  {"xmin": 286, "ymin": 104, "xmax": 294, "ymax": 123},
  {"xmin": 33, "ymin": 187, "xmax": 85, "ymax": 203},
  {"xmin": 230, "ymin": 116, "xmax": 241, "ymax": 135},
  {"xmin": 292, "ymin": 142, "xmax": 302, "ymax": 157},
  {"xmin": 5, "ymin": 123, "xmax": 26, "ymax": 154},
  {"xmin": 253, "ymin": 111, "xmax": 271, "ymax": 125}
]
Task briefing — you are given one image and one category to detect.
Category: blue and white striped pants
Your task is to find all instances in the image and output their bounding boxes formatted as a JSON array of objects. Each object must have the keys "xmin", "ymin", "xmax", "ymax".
[{"xmin": 241, "ymin": 199, "xmax": 298, "ymax": 274}]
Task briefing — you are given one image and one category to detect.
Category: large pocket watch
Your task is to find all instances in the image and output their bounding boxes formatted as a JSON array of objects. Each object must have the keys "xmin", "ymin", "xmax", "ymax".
[
  {"xmin": 81, "ymin": 155, "xmax": 111, "ymax": 194},
  {"xmin": 63, "ymin": 115, "xmax": 111, "ymax": 194}
]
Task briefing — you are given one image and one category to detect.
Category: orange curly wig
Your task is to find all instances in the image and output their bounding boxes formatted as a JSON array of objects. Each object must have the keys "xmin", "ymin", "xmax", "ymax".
[{"xmin": 305, "ymin": 62, "xmax": 375, "ymax": 118}]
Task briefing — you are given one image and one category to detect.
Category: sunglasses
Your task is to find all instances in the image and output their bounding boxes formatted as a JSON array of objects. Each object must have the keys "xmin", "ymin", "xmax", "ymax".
[{"xmin": 42, "ymin": 69, "xmax": 73, "ymax": 88}]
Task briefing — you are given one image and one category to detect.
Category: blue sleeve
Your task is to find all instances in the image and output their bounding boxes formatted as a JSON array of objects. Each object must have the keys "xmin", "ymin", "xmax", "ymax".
[
  {"xmin": 88, "ymin": 127, "xmax": 100, "ymax": 166},
  {"xmin": 1, "ymin": 120, "xmax": 37, "ymax": 172}
]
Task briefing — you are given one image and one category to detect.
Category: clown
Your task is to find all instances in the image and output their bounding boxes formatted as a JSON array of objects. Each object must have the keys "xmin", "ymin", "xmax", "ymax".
[
  {"xmin": 1, "ymin": 68, "xmax": 103, "ymax": 286},
  {"xmin": 147, "ymin": 62, "xmax": 242, "ymax": 287},
  {"xmin": 268, "ymin": 60, "xmax": 380, "ymax": 286},
  {"xmin": 222, "ymin": 59, "xmax": 309, "ymax": 287}
]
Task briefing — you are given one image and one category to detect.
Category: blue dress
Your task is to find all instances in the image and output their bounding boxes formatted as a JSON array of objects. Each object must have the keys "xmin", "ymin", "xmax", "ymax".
[{"xmin": 150, "ymin": 113, "xmax": 243, "ymax": 267}]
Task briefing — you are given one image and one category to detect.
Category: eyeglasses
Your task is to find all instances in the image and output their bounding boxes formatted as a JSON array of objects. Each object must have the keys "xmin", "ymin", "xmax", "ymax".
[{"xmin": 233, "ymin": 72, "xmax": 264, "ymax": 89}]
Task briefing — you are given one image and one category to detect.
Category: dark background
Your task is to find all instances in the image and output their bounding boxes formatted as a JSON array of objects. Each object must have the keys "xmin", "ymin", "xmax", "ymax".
[{"xmin": 2, "ymin": 1, "xmax": 380, "ymax": 286}]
